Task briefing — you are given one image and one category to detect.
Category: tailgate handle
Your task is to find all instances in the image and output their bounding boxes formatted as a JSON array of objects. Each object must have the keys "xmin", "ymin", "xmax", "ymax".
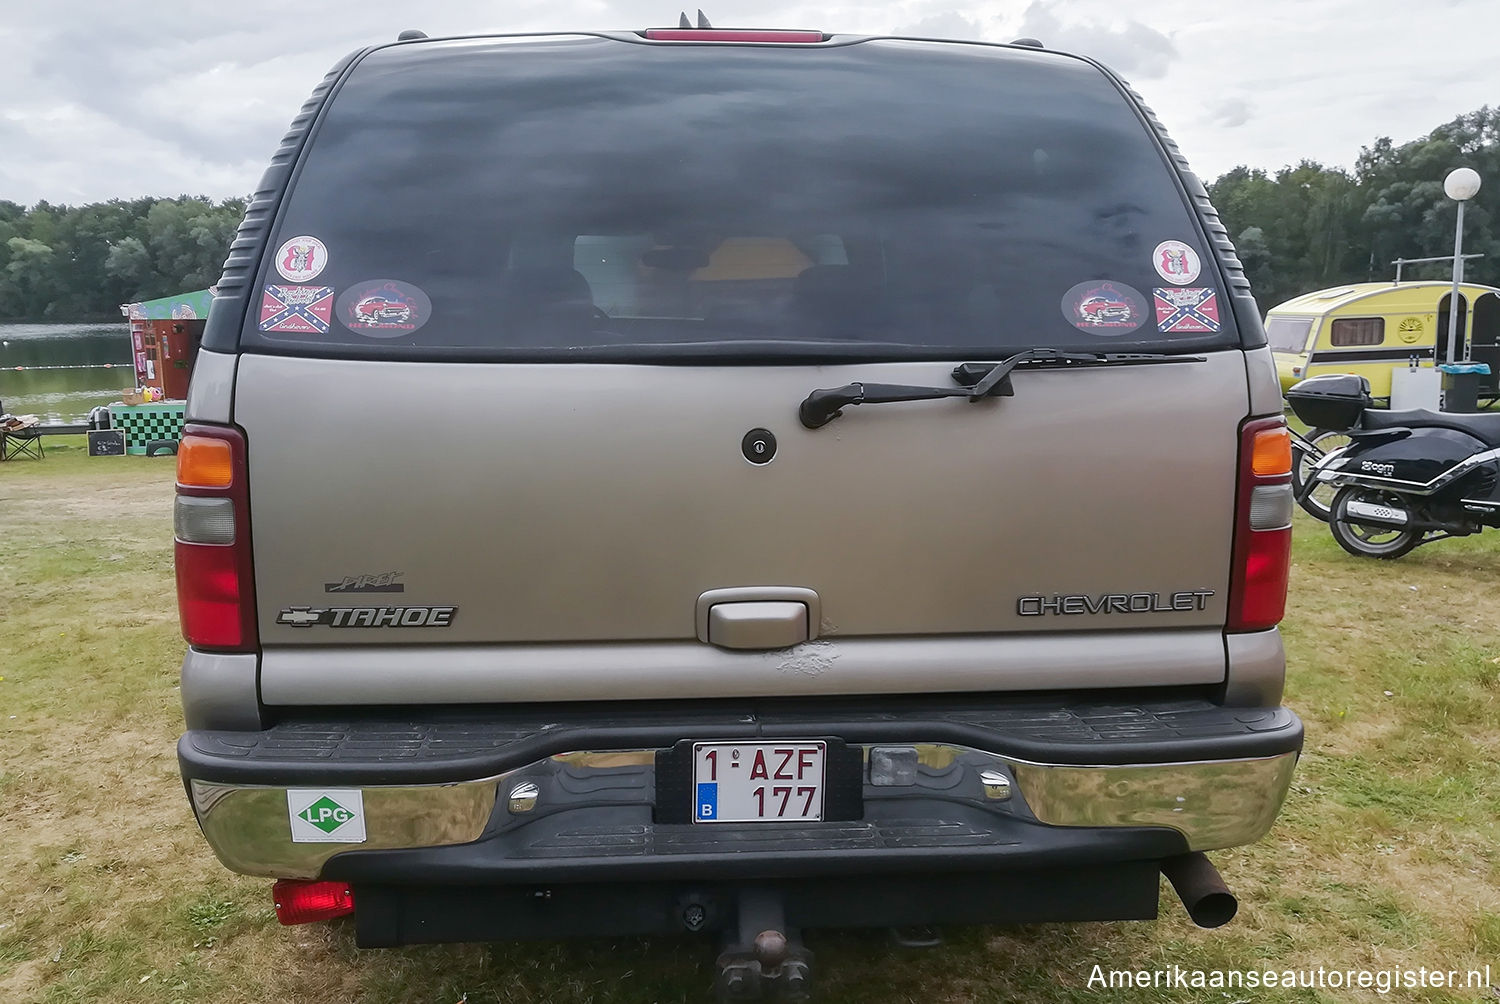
[
  {"xmin": 695, "ymin": 587, "xmax": 821, "ymax": 650},
  {"xmin": 708, "ymin": 602, "xmax": 809, "ymax": 650}
]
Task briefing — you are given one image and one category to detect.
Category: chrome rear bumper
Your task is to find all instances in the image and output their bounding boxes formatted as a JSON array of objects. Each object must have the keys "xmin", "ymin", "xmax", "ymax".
[{"xmin": 189, "ymin": 743, "xmax": 1298, "ymax": 879}]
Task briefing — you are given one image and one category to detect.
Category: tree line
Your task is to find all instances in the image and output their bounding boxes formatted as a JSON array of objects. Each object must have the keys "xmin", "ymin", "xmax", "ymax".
[
  {"xmin": 1211, "ymin": 106, "xmax": 1498, "ymax": 310},
  {"xmin": 0, "ymin": 196, "xmax": 244, "ymax": 321},
  {"xmin": 0, "ymin": 106, "xmax": 1495, "ymax": 321}
]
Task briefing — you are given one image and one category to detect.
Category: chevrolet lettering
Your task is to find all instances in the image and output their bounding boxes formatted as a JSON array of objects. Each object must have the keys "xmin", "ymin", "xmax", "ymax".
[{"xmin": 1017, "ymin": 590, "xmax": 1216, "ymax": 616}]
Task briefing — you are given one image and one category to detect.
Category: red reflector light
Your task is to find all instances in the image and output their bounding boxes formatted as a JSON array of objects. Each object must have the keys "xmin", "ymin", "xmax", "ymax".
[
  {"xmin": 1227, "ymin": 416, "xmax": 1293, "ymax": 632},
  {"xmin": 176, "ymin": 539, "xmax": 248, "ymax": 649},
  {"xmin": 273, "ymin": 880, "xmax": 355, "ymax": 925},
  {"xmin": 643, "ymin": 29, "xmax": 824, "ymax": 42}
]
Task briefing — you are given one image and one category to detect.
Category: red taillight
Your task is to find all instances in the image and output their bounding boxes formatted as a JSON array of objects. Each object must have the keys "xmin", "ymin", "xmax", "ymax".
[
  {"xmin": 1227, "ymin": 417, "xmax": 1293, "ymax": 632},
  {"xmin": 272, "ymin": 880, "xmax": 355, "ymax": 925},
  {"xmin": 174, "ymin": 424, "xmax": 257, "ymax": 651},
  {"xmin": 643, "ymin": 28, "xmax": 824, "ymax": 42}
]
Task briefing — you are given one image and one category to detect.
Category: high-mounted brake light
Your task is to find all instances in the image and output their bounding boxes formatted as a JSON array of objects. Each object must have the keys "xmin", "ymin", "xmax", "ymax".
[
  {"xmin": 272, "ymin": 880, "xmax": 355, "ymax": 925},
  {"xmin": 175, "ymin": 424, "xmax": 258, "ymax": 652},
  {"xmin": 1227, "ymin": 418, "xmax": 1293, "ymax": 632},
  {"xmin": 643, "ymin": 28, "xmax": 824, "ymax": 42}
]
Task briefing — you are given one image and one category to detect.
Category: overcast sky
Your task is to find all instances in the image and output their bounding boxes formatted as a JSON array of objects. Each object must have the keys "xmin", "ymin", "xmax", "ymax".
[{"xmin": 3, "ymin": 0, "xmax": 1496, "ymax": 206}]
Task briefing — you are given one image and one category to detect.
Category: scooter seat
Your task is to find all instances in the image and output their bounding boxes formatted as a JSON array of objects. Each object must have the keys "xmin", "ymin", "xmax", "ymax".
[{"xmin": 1361, "ymin": 408, "xmax": 1500, "ymax": 448}]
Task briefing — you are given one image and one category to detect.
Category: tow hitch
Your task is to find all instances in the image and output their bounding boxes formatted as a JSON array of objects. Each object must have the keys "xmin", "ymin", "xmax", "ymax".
[{"xmin": 714, "ymin": 889, "xmax": 814, "ymax": 1003}]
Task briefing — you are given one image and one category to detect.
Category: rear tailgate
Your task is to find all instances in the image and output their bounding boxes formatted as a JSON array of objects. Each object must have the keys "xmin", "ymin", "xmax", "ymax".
[{"xmin": 240, "ymin": 354, "xmax": 1242, "ymax": 645}]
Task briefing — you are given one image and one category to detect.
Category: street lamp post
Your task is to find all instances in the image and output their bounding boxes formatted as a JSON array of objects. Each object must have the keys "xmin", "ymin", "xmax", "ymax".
[{"xmin": 1443, "ymin": 167, "xmax": 1482, "ymax": 365}]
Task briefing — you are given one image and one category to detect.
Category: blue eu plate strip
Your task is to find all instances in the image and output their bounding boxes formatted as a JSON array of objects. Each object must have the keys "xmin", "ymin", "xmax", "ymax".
[{"xmin": 696, "ymin": 782, "xmax": 718, "ymax": 820}]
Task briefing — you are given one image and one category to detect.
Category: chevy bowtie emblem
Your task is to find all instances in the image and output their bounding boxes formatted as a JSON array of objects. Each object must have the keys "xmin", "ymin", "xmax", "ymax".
[{"xmin": 277, "ymin": 607, "xmax": 325, "ymax": 627}]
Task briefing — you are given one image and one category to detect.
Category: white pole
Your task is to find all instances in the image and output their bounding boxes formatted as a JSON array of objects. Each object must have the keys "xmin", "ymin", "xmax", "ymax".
[{"xmin": 1447, "ymin": 199, "xmax": 1464, "ymax": 366}]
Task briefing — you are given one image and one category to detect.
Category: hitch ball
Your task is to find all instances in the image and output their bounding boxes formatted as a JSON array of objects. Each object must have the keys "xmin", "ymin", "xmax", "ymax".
[{"xmin": 754, "ymin": 930, "xmax": 788, "ymax": 966}]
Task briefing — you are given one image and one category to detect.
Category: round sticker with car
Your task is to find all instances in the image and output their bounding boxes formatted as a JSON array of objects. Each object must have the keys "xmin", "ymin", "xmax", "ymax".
[
  {"xmin": 1061, "ymin": 281, "xmax": 1147, "ymax": 333},
  {"xmin": 1152, "ymin": 240, "xmax": 1201, "ymax": 285},
  {"xmin": 274, "ymin": 235, "xmax": 328, "ymax": 282},
  {"xmin": 336, "ymin": 280, "xmax": 432, "ymax": 337}
]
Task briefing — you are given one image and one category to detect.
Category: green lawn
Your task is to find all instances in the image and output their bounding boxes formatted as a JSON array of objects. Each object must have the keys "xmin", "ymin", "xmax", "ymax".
[{"xmin": 2, "ymin": 440, "xmax": 1497, "ymax": 1002}]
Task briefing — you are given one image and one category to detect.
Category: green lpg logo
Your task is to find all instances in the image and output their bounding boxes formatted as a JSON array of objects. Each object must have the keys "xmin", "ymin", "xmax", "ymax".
[
  {"xmin": 287, "ymin": 789, "xmax": 367, "ymax": 843},
  {"xmin": 298, "ymin": 795, "xmax": 355, "ymax": 833}
]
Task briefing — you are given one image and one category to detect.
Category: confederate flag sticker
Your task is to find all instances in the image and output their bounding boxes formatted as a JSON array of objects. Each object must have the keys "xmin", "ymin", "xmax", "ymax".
[
  {"xmin": 259, "ymin": 284, "xmax": 335, "ymax": 334},
  {"xmin": 1153, "ymin": 287, "xmax": 1221, "ymax": 333}
]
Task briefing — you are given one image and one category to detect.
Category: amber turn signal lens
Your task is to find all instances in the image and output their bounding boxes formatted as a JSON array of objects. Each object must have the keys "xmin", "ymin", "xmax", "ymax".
[
  {"xmin": 177, "ymin": 435, "xmax": 234, "ymax": 488},
  {"xmin": 1250, "ymin": 427, "xmax": 1292, "ymax": 477}
]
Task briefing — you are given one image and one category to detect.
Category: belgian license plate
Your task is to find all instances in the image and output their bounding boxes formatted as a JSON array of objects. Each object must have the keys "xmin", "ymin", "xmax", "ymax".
[{"xmin": 691, "ymin": 741, "xmax": 826, "ymax": 823}]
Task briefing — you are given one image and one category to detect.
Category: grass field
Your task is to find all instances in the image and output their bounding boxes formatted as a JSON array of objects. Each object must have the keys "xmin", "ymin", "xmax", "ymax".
[{"xmin": 2, "ymin": 440, "xmax": 1498, "ymax": 1003}]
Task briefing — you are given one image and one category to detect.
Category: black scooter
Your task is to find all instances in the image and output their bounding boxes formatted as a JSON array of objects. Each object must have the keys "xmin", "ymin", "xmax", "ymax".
[{"xmin": 1288, "ymin": 374, "xmax": 1500, "ymax": 558}]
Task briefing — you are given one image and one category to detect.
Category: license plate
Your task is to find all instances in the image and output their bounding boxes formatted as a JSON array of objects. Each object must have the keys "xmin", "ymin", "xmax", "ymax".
[{"xmin": 691, "ymin": 741, "xmax": 826, "ymax": 823}]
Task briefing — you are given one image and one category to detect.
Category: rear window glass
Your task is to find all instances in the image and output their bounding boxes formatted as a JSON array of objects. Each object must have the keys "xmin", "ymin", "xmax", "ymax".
[{"xmin": 244, "ymin": 37, "xmax": 1234, "ymax": 361}]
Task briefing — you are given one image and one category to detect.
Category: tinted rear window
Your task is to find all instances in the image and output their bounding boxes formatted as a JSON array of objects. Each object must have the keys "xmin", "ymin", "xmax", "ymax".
[{"xmin": 244, "ymin": 36, "xmax": 1235, "ymax": 360}]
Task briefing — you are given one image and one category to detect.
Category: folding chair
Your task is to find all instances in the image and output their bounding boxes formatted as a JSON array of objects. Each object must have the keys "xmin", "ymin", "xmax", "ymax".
[{"xmin": 0, "ymin": 428, "xmax": 44, "ymax": 461}]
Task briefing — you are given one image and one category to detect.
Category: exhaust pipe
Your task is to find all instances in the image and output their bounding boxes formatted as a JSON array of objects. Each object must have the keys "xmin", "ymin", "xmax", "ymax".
[
  {"xmin": 1344, "ymin": 498, "xmax": 1411, "ymax": 528},
  {"xmin": 1161, "ymin": 853, "xmax": 1237, "ymax": 928}
]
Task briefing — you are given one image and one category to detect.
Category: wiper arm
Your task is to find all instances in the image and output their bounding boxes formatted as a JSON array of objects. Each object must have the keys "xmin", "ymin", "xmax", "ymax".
[
  {"xmin": 798, "ymin": 349, "xmax": 1201, "ymax": 429},
  {"xmin": 798, "ymin": 381, "xmax": 984, "ymax": 429}
]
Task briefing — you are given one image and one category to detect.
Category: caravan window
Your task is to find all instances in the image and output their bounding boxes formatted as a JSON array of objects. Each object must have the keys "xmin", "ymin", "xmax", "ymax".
[
  {"xmin": 1266, "ymin": 316, "xmax": 1314, "ymax": 352},
  {"xmin": 1330, "ymin": 317, "xmax": 1385, "ymax": 347}
]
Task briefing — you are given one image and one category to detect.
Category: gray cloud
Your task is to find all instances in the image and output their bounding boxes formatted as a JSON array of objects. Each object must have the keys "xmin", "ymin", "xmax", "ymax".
[
  {"xmin": 4, "ymin": 0, "xmax": 1500, "ymax": 203},
  {"xmin": 1015, "ymin": 1, "xmax": 1177, "ymax": 78},
  {"xmin": 897, "ymin": 11, "xmax": 984, "ymax": 39},
  {"xmin": 1207, "ymin": 97, "xmax": 1253, "ymax": 129}
]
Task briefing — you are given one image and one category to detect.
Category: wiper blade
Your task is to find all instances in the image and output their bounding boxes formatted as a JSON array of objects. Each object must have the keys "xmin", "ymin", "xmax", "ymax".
[
  {"xmin": 799, "ymin": 349, "xmax": 1202, "ymax": 429},
  {"xmin": 952, "ymin": 350, "xmax": 1198, "ymax": 389}
]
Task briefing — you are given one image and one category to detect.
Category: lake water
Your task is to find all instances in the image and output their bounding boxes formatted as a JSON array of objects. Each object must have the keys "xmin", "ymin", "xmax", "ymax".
[{"xmin": 0, "ymin": 322, "xmax": 134, "ymax": 424}]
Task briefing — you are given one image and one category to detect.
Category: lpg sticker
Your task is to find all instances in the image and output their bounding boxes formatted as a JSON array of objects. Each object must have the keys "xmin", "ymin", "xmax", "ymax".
[
  {"xmin": 1061, "ymin": 281, "xmax": 1147, "ymax": 333},
  {"xmin": 1153, "ymin": 287, "xmax": 1221, "ymax": 333},
  {"xmin": 274, "ymin": 235, "xmax": 328, "ymax": 282},
  {"xmin": 337, "ymin": 279, "xmax": 431, "ymax": 337},
  {"xmin": 258, "ymin": 285, "xmax": 334, "ymax": 334},
  {"xmin": 1152, "ymin": 240, "xmax": 1201, "ymax": 285},
  {"xmin": 287, "ymin": 790, "xmax": 366, "ymax": 843}
]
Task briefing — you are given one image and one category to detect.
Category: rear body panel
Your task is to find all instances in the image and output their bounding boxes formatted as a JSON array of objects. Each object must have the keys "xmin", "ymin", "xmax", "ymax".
[{"xmin": 237, "ymin": 352, "xmax": 1246, "ymax": 653}]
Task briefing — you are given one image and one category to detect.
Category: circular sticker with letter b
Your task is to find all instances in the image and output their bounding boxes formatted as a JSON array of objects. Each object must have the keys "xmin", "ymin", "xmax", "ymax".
[
  {"xmin": 274, "ymin": 235, "xmax": 328, "ymax": 282},
  {"xmin": 1153, "ymin": 240, "xmax": 1202, "ymax": 285}
]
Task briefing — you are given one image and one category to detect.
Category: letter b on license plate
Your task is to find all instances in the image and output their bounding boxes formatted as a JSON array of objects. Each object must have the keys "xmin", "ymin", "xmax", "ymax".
[{"xmin": 691, "ymin": 741, "xmax": 826, "ymax": 823}]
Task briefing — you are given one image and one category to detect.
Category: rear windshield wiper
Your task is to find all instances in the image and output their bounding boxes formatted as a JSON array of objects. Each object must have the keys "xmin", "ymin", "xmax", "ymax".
[{"xmin": 798, "ymin": 349, "xmax": 1201, "ymax": 429}]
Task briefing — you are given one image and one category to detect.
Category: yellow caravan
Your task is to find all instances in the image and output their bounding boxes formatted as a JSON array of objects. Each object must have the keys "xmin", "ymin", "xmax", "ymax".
[{"xmin": 1268, "ymin": 281, "xmax": 1500, "ymax": 398}]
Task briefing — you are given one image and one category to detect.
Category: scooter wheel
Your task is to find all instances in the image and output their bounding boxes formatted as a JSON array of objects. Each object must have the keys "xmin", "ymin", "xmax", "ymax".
[
  {"xmin": 1291, "ymin": 428, "xmax": 1353, "ymax": 523},
  {"xmin": 1329, "ymin": 487, "xmax": 1422, "ymax": 559}
]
